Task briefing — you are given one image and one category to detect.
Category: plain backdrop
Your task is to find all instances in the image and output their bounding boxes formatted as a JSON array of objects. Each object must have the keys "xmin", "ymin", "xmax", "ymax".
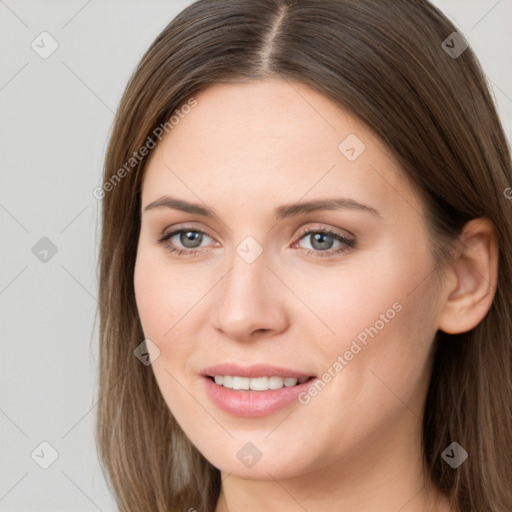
[{"xmin": 0, "ymin": 0, "xmax": 511, "ymax": 510}]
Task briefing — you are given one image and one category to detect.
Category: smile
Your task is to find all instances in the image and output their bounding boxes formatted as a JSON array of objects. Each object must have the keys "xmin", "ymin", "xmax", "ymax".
[{"xmin": 201, "ymin": 364, "xmax": 318, "ymax": 417}]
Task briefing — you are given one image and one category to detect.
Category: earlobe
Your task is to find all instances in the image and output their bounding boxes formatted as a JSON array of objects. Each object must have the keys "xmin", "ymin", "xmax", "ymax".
[{"xmin": 438, "ymin": 218, "xmax": 499, "ymax": 335}]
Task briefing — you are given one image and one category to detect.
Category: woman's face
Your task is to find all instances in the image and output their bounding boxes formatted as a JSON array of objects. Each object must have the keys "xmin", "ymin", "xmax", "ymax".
[{"xmin": 134, "ymin": 79, "xmax": 446, "ymax": 481}]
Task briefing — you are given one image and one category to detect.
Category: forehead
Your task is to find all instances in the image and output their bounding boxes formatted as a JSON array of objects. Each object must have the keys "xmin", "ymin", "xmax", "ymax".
[{"xmin": 141, "ymin": 80, "xmax": 424, "ymax": 220}]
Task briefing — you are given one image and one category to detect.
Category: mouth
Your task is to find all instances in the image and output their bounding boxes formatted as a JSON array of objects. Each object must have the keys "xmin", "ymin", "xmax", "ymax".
[{"xmin": 201, "ymin": 364, "xmax": 318, "ymax": 417}]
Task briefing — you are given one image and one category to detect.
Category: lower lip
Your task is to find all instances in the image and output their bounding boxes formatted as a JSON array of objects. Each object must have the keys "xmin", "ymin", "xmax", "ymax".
[{"xmin": 203, "ymin": 376, "xmax": 317, "ymax": 418}]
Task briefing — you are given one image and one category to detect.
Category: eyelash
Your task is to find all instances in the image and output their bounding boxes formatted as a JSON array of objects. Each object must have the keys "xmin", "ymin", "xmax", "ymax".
[{"xmin": 157, "ymin": 225, "xmax": 356, "ymax": 260}]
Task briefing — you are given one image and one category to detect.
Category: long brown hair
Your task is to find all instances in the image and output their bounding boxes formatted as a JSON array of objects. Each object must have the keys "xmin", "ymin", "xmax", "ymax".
[{"xmin": 95, "ymin": 1, "xmax": 512, "ymax": 510}]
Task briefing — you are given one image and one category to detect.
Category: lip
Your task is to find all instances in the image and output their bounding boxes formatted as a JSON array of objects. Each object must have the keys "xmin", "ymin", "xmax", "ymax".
[
  {"xmin": 201, "ymin": 363, "xmax": 314, "ymax": 379},
  {"xmin": 201, "ymin": 363, "xmax": 317, "ymax": 418}
]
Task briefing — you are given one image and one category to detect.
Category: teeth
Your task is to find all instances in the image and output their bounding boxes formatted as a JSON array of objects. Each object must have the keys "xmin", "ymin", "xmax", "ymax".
[
  {"xmin": 269, "ymin": 376, "xmax": 284, "ymax": 389},
  {"xmin": 232, "ymin": 376, "xmax": 250, "ymax": 390},
  {"xmin": 250, "ymin": 377, "xmax": 269, "ymax": 391},
  {"xmin": 212, "ymin": 375, "xmax": 310, "ymax": 391}
]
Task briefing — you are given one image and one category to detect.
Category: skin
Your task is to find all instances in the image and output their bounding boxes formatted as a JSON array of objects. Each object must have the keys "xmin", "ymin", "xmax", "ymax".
[{"xmin": 133, "ymin": 79, "xmax": 498, "ymax": 512}]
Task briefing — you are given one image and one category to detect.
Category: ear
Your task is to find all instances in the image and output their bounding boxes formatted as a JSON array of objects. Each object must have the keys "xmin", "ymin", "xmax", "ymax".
[{"xmin": 438, "ymin": 218, "xmax": 499, "ymax": 334}]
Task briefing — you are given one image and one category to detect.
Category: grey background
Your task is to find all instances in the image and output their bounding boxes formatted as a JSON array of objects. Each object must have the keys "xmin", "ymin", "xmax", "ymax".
[{"xmin": 0, "ymin": 1, "xmax": 510, "ymax": 510}]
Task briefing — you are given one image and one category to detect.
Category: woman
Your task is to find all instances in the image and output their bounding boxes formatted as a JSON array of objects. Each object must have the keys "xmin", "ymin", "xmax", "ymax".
[{"xmin": 95, "ymin": 1, "xmax": 512, "ymax": 511}]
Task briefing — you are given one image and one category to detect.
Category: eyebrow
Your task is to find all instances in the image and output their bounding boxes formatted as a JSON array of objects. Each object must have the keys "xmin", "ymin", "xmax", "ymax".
[{"xmin": 143, "ymin": 195, "xmax": 381, "ymax": 219}]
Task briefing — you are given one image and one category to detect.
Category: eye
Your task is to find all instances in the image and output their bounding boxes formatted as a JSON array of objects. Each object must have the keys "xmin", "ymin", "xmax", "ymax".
[
  {"xmin": 293, "ymin": 228, "xmax": 356, "ymax": 259},
  {"xmin": 158, "ymin": 227, "xmax": 214, "ymax": 257}
]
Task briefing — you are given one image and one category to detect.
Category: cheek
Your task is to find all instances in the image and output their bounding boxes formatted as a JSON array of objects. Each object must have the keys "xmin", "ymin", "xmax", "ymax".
[
  {"xmin": 134, "ymin": 245, "xmax": 194, "ymax": 342},
  {"xmin": 298, "ymin": 246, "xmax": 432, "ymax": 350},
  {"xmin": 311, "ymin": 234, "xmax": 438, "ymax": 384},
  {"xmin": 134, "ymin": 256, "xmax": 165, "ymax": 341},
  {"xmin": 318, "ymin": 250, "xmax": 439, "ymax": 420},
  {"xmin": 134, "ymin": 249, "xmax": 199, "ymax": 417}
]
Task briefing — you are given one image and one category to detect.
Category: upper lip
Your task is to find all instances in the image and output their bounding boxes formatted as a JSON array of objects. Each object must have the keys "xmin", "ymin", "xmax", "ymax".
[{"xmin": 202, "ymin": 363, "xmax": 315, "ymax": 379}]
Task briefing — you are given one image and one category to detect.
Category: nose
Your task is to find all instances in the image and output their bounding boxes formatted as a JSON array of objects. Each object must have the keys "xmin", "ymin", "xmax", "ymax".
[{"xmin": 211, "ymin": 248, "xmax": 289, "ymax": 342}]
